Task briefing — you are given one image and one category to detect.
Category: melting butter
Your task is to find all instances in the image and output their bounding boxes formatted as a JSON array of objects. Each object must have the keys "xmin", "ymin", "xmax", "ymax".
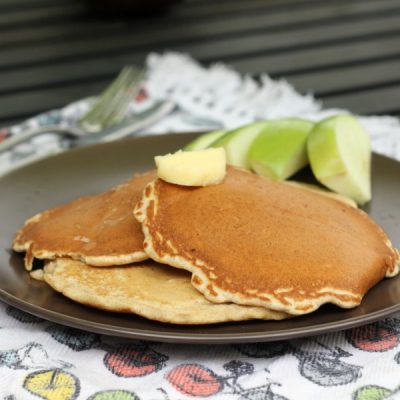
[{"xmin": 155, "ymin": 148, "xmax": 226, "ymax": 186}]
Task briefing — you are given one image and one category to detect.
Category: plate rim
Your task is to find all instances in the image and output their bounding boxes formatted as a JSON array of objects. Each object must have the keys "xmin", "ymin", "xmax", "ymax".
[{"xmin": 1, "ymin": 288, "xmax": 400, "ymax": 343}]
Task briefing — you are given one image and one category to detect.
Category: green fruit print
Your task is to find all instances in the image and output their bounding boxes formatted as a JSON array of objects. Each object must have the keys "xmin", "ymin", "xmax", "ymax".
[
  {"xmin": 353, "ymin": 385, "xmax": 391, "ymax": 400},
  {"xmin": 88, "ymin": 390, "xmax": 139, "ymax": 400}
]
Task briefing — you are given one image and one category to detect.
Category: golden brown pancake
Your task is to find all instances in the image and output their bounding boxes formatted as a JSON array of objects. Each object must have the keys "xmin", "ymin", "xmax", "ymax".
[
  {"xmin": 13, "ymin": 170, "xmax": 156, "ymax": 270},
  {"xmin": 42, "ymin": 258, "xmax": 289, "ymax": 324},
  {"xmin": 135, "ymin": 167, "xmax": 400, "ymax": 315},
  {"xmin": 285, "ymin": 181, "xmax": 357, "ymax": 208}
]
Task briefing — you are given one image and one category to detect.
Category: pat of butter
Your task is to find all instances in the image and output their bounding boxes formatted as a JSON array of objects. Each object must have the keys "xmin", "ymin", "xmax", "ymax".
[{"xmin": 155, "ymin": 148, "xmax": 226, "ymax": 186}]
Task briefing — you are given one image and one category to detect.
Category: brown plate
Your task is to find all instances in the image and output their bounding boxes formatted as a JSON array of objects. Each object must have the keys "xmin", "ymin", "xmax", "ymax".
[{"xmin": 1, "ymin": 133, "xmax": 399, "ymax": 343}]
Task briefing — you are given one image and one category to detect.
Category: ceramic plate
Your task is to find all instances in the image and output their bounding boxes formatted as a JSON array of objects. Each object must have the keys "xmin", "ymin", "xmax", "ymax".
[{"xmin": 1, "ymin": 133, "xmax": 399, "ymax": 343}]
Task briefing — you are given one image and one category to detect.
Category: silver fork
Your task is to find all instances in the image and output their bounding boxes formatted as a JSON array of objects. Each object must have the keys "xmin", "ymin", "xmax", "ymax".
[{"xmin": 0, "ymin": 66, "xmax": 173, "ymax": 153}]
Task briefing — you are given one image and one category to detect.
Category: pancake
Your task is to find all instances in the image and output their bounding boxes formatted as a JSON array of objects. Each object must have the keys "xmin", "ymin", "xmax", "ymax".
[
  {"xmin": 285, "ymin": 181, "xmax": 357, "ymax": 208},
  {"xmin": 134, "ymin": 166, "xmax": 400, "ymax": 315},
  {"xmin": 13, "ymin": 170, "xmax": 156, "ymax": 270},
  {"xmin": 42, "ymin": 258, "xmax": 289, "ymax": 324}
]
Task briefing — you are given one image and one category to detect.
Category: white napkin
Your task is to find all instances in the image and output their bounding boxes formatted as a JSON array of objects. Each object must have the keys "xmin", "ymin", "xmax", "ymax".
[{"xmin": 1, "ymin": 52, "xmax": 400, "ymax": 177}]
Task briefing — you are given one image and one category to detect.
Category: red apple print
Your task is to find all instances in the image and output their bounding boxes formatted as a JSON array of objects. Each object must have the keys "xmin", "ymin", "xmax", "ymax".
[
  {"xmin": 348, "ymin": 324, "xmax": 399, "ymax": 352},
  {"xmin": 0, "ymin": 129, "xmax": 8, "ymax": 143},
  {"xmin": 104, "ymin": 345, "xmax": 167, "ymax": 377},
  {"xmin": 166, "ymin": 363, "xmax": 222, "ymax": 397},
  {"xmin": 135, "ymin": 88, "xmax": 148, "ymax": 103}
]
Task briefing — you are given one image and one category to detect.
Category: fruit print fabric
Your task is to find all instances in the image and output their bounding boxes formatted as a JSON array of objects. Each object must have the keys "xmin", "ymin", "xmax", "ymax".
[
  {"xmin": 2, "ymin": 304, "xmax": 400, "ymax": 399},
  {"xmin": 166, "ymin": 364, "xmax": 223, "ymax": 397},
  {"xmin": 23, "ymin": 369, "xmax": 80, "ymax": 400},
  {"xmin": 87, "ymin": 391, "xmax": 139, "ymax": 400},
  {"xmin": 103, "ymin": 344, "xmax": 168, "ymax": 378}
]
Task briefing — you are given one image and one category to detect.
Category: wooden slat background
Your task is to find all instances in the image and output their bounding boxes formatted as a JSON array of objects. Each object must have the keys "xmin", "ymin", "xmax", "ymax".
[{"xmin": 1, "ymin": 0, "xmax": 400, "ymax": 125}]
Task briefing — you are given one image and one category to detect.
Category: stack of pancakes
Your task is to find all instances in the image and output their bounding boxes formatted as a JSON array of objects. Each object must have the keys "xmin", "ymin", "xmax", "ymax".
[{"xmin": 13, "ymin": 167, "xmax": 400, "ymax": 324}]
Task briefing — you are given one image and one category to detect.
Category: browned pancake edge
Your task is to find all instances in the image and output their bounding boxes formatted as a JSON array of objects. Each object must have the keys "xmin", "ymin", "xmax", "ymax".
[{"xmin": 13, "ymin": 170, "xmax": 156, "ymax": 270}]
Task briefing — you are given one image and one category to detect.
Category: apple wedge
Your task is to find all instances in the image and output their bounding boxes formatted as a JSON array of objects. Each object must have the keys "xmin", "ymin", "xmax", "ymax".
[
  {"xmin": 184, "ymin": 129, "xmax": 226, "ymax": 151},
  {"xmin": 247, "ymin": 118, "xmax": 314, "ymax": 180},
  {"xmin": 210, "ymin": 121, "xmax": 271, "ymax": 169},
  {"xmin": 307, "ymin": 114, "xmax": 371, "ymax": 205}
]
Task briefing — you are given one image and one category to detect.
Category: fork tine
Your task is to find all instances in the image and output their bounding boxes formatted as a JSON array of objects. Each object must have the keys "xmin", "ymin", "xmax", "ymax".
[
  {"xmin": 95, "ymin": 67, "xmax": 139, "ymax": 123},
  {"xmin": 80, "ymin": 67, "xmax": 132, "ymax": 126},
  {"xmin": 79, "ymin": 66, "xmax": 143, "ymax": 132},
  {"xmin": 80, "ymin": 66, "xmax": 138, "ymax": 129},
  {"xmin": 101, "ymin": 72, "xmax": 144, "ymax": 128}
]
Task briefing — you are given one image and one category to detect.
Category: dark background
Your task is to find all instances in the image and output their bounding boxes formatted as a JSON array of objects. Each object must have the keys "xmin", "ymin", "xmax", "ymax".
[{"xmin": 1, "ymin": 0, "xmax": 400, "ymax": 127}]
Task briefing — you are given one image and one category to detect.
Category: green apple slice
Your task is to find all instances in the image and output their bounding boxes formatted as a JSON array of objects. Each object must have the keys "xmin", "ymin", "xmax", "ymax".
[
  {"xmin": 247, "ymin": 118, "xmax": 314, "ymax": 180},
  {"xmin": 184, "ymin": 129, "xmax": 226, "ymax": 151},
  {"xmin": 307, "ymin": 114, "xmax": 371, "ymax": 205},
  {"xmin": 210, "ymin": 121, "xmax": 269, "ymax": 169}
]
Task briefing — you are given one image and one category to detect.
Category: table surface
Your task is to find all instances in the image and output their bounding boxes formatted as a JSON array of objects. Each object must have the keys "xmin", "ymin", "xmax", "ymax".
[{"xmin": 1, "ymin": 0, "xmax": 400, "ymax": 127}]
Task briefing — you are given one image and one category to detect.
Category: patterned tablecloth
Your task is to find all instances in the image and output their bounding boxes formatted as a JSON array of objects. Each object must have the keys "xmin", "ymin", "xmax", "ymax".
[{"xmin": 1, "ymin": 53, "xmax": 400, "ymax": 400}]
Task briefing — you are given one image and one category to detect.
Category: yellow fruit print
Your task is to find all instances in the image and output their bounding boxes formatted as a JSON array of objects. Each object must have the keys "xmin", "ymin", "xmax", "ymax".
[{"xmin": 23, "ymin": 369, "xmax": 79, "ymax": 400}]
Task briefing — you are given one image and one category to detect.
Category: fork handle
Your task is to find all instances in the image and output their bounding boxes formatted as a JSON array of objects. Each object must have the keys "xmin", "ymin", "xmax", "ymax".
[{"xmin": 0, "ymin": 125, "xmax": 72, "ymax": 153}]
